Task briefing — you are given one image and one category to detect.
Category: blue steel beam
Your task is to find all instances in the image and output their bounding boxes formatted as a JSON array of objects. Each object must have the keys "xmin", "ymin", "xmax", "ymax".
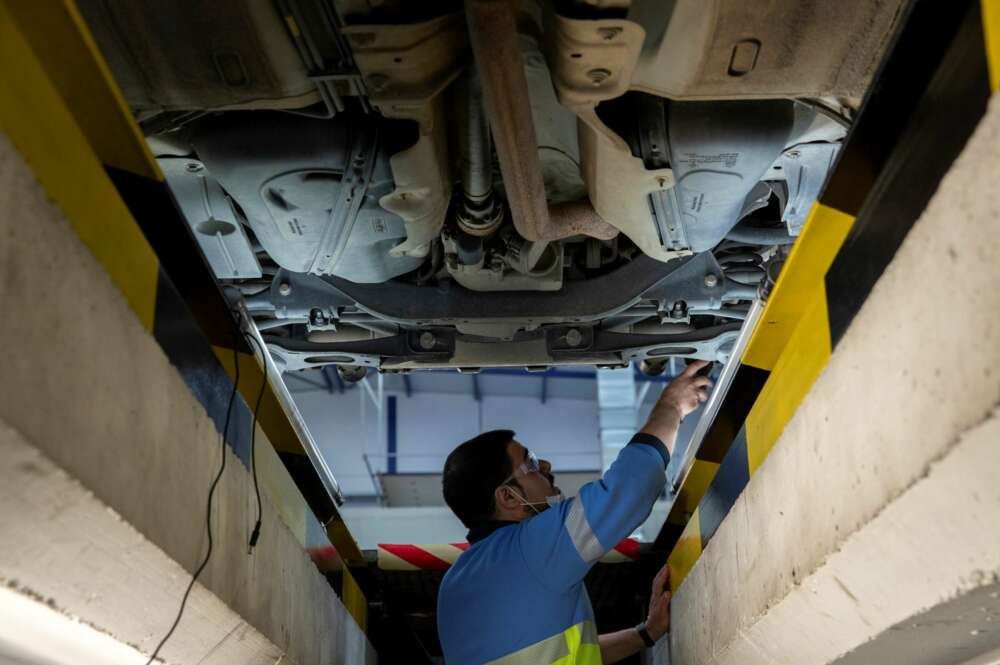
[{"xmin": 387, "ymin": 396, "xmax": 398, "ymax": 474}]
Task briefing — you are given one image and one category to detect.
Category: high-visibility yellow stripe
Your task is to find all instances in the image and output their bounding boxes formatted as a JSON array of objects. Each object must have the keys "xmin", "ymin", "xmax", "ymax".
[
  {"xmin": 667, "ymin": 507, "xmax": 702, "ymax": 594},
  {"xmin": 342, "ymin": 566, "xmax": 368, "ymax": 634},
  {"xmin": 491, "ymin": 622, "xmax": 600, "ymax": 664},
  {"xmin": 984, "ymin": 0, "xmax": 1000, "ymax": 92},
  {"xmin": 0, "ymin": 1, "xmax": 159, "ymax": 331},
  {"xmin": 4, "ymin": 1, "xmax": 161, "ymax": 180},
  {"xmin": 742, "ymin": 203, "xmax": 855, "ymax": 371},
  {"xmin": 745, "ymin": 290, "xmax": 832, "ymax": 476}
]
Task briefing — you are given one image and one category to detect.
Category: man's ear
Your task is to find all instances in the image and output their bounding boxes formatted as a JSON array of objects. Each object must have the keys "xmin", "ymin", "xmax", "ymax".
[{"xmin": 494, "ymin": 484, "xmax": 520, "ymax": 513}]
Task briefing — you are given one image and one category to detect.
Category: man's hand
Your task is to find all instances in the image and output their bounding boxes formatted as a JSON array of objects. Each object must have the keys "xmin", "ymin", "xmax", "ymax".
[
  {"xmin": 640, "ymin": 360, "xmax": 713, "ymax": 451},
  {"xmin": 597, "ymin": 564, "xmax": 672, "ymax": 663},
  {"xmin": 645, "ymin": 563, "xmax": 672, "ymax": 640},
  {"xmin": 660, "ymin": 360, "xmax": 713, "ymax": 419}
]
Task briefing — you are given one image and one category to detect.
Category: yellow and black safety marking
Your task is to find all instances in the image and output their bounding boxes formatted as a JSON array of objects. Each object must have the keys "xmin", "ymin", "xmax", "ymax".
[
  {"xmin": 0, "ymin": 0, "xmax": 369, "ymax": 628},
  {"xmin": 665, "ymin": 0, "xmax": 997, "ymax": 592},
  {"xmin": 651, "ymin": 364, "xmax": 768, "ymax": 549}
]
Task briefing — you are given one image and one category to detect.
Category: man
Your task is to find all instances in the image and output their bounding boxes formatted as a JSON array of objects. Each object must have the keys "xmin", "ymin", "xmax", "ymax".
[{"xmin": 438, "ymin": 361, "xmax": 713, "ymax": 664}]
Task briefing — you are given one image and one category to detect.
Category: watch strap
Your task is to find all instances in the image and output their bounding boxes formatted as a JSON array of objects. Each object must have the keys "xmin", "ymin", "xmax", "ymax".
[{"xmin": 635, "ymin": 623, "xmax": 656, "ymax": 648}]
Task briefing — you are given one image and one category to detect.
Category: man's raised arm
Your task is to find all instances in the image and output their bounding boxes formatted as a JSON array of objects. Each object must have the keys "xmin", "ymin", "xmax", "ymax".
[{"xmin": 517, "ymin": 361, "xmax": 713, "ymax": 590}]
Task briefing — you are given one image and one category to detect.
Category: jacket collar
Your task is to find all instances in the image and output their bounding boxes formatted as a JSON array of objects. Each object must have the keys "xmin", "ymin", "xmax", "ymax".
[{"xmin": 467, "ymin": 520, "xmax": 518, "ymax": 544}]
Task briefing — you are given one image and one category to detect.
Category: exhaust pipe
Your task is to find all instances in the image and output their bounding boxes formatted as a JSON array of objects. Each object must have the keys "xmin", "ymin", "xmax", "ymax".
[{"xmin": 464, "ymin": 0, "xmax": 616, "ymax": 243}]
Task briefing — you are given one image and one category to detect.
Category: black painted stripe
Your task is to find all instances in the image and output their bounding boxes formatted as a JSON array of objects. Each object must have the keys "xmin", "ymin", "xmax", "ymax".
[
  {"xmin": 102, "ymin": 166, "xmax": 343, "ymax": 526},
  {"xmin": 695, "ymin": 364, "xmax": 770, "ymax": 464},
  {"xmin": 825, "ymin": 0, "xmax": 991, "ymax": 346},
  {"xmin": 105, "ymin": 167, "xmax": 243, "ymax": 350},
  {"xmin": 698, "ymin": 427, "xmax": 750, "ymax": 548},
  {"xmin": 653, "ymin": 364, "xmax": 768, "ymax": 551}
]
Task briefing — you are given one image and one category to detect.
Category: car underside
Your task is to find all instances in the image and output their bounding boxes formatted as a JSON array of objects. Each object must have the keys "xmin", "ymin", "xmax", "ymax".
[{"xmin": 79, "ymin": 0, "xmax": 905, "ymax": 377}]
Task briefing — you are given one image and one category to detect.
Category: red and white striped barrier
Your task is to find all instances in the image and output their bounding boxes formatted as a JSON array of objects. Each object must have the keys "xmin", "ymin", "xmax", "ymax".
[{"xmin": 377, "ymin": 538, "xmax": 640, "ymax": 571}]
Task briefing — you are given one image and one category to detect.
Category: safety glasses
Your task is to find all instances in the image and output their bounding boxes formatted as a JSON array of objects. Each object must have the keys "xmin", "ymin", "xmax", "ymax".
[{"xmin": 500, "ymin": 449, "xmax": 541, "ymax": 486}]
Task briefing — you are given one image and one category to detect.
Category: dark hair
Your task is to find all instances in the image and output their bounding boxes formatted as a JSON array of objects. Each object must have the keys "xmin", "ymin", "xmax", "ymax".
[{"xmin": 442, "ymin": 429, "xmax": 516, "ymax": 528}]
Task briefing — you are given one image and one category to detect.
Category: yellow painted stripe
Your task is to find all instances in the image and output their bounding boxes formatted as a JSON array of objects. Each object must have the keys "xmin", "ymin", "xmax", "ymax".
[
  {"xmin": 284, "ymin": 14, "xmax": 302, "ymax": 38},
  {"xmin": 984, "ymin": 0, "xmax": 1000, "ymax": 92},
  {"xmin": 327, "ymin": 518, "xmax": 365, "ymax": 566},
  {"xmin": 0, "ymin": 1, "xmax": 159, "ymax": 330},
  {"xmin": 4, "ymin": 1, "xmax": 161, "ymax": 180},
  {"xmin": 745, "ymin": 290, "xmax": 832, "ymax": 476},
  {"xmin": 674, "ymin": 459, "xmax": 720, "ymax": 517},
  {"xmin": 342, "ymin": 566, "xmax": 368, "ymax": 634},
  {"xmin": 742, "ymin": 203, "xmax": 855, "ymax": 371},
  {"xmin": 667, "ymin": 507, "xmax": 702, "ymax": 594}
]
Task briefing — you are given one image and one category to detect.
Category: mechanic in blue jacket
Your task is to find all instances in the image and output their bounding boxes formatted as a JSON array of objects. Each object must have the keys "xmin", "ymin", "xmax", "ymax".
[{"xmin": 437, "ymin": 360, "xmax": 713, "ymax": 664}]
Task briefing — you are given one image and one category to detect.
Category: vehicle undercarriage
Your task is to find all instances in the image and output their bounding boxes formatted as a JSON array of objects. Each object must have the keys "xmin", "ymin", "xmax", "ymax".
[{"xmin": 78, "ymin": 0, "xmax": 905, "ymax": 376}]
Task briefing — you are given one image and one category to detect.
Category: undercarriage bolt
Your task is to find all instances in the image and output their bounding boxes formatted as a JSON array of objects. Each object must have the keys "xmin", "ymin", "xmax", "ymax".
[
  {"xmin": 565, "ymin": 328, "xmax": 583, "ymax": 347},
  {"xmin": 278, "ymin": 282, "xmax": 292, "ymax": 296},
  {"xmin": 310, "ymin": 308, "xmax": 327, "ymax": 325},
  {"xmin": 704, "ymin": 273, "xmax": 719, "ymax": 288},
  {"xmin": 419, "ymin": 332, "xmax": 437, "ymax": 350}
]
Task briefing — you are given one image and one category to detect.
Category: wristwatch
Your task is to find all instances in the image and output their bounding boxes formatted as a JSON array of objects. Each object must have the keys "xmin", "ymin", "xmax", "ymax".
[{"xmin": 635, "ymin": 623, "xmax": 657, "ymax": 648}]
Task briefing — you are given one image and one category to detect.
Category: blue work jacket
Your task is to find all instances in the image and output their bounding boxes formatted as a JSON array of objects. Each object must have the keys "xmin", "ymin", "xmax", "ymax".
[{"xmin": 437, "ymin": 433, "xmax": 669, "ymax": 664}]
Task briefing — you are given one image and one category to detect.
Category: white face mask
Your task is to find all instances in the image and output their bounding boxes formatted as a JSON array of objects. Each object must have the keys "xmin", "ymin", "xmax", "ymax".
[{"xmin": 507, "ymin": 487, "xmax": 565, "ymax": 515}]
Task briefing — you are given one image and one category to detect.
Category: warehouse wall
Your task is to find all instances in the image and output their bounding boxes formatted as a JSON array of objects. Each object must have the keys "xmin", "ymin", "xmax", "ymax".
[{"xmin": 292, "ymin": 386, "xmax": 603, "ymax": 496}]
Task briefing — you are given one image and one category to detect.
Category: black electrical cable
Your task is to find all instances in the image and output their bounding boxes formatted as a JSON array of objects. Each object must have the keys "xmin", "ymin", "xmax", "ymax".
[
  {"xmin": 243, "ymin": 332, "xmax": 268, "ymax": 554},
  {"xmin": 145, "ymin": 316, "xmax": 242, "ymax": 665}
]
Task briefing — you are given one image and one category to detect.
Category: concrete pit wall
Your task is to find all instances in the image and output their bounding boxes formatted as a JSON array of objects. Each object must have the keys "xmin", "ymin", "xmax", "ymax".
[
  {"xmin": 0, "ymin": 128, "xmax": 375, "ymax": 664},
  {"xmin": 666, "ymin": 96, "xmax": 1000, "ymax": 663}
]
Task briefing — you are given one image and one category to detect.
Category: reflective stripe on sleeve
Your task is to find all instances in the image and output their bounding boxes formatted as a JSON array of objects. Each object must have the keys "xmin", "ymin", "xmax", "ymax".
[{"xmin": 565, "ymin": 497, "xmax": 604, "ymax": 564}]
